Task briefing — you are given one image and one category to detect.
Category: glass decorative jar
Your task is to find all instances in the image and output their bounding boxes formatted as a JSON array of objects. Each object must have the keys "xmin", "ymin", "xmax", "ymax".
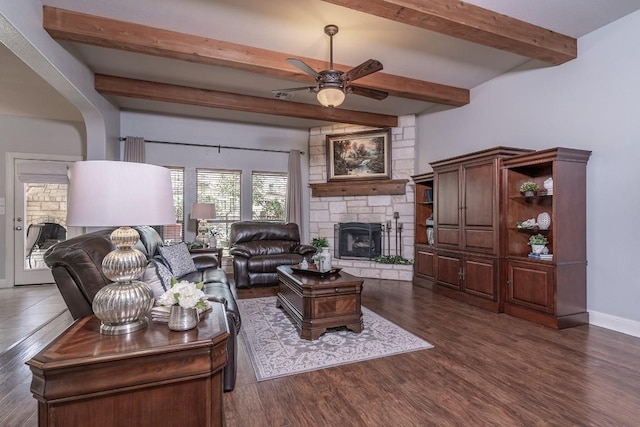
[{"xmin": 318, "ymin": 247, "xmax": 332, "ymax": 272}]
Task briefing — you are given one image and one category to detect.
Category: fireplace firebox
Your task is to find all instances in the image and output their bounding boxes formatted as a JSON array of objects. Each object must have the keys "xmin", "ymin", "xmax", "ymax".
[{"xmin": 335, "ymin": 222, "xmax": 383, "ymax": 260}]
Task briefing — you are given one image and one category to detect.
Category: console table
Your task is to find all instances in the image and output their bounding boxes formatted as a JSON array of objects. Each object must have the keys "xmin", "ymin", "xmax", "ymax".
[{"xmin": 27, "ymin": 303, "xmax": 229, "ymax": 427}]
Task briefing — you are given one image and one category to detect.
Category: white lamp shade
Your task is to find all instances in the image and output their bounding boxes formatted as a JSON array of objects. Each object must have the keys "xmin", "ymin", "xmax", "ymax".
[
  {"xmin": 191, "ymin": 203, "xmax": 216, "ymax": 219},
  {"xmin": 66, "ymin": 161, "xmax": 176, "ymax": 226},
  {"xmin": 317, "ymin": 87, "xmax": 345, "ymax": 107}
]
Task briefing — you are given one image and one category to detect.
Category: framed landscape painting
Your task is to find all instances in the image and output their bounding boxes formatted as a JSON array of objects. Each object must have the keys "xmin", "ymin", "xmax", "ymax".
[{"xmin": 326, "ymin": 129, "xmax": 391, "ymax": 182}]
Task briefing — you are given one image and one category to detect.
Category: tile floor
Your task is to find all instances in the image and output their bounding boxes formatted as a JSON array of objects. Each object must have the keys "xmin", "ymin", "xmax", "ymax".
[{"xmin": 0, "ymin": 284, "xmax": 67, "ymax": 354}]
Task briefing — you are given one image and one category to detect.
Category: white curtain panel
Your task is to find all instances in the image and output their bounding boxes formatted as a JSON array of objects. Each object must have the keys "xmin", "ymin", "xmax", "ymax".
[
  {"xmin": 124, "ymin": 136, "xmax": 146, "ymax": 163},
  {"xmin": 286, "ymin": 149, "xmax": 303, "ymax": 239}
]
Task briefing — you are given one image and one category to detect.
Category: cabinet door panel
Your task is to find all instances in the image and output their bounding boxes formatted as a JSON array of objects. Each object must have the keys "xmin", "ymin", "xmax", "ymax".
[
  {"xmin": 463, "ymin": 257, "xmax": 496, "ymax": 300},
  {"xmin": 435, "ymin": 253, "xmax": 461, "ymax": 290},
  {"xmin": 436, "ymin": 169, "xmax": 459, "ymax": 226},
  {"xmin": 415, "ymin": 248, "xmax": 434, "ymax": 279},
  {"xmin": 437, "ymin": 228, "xmax": 460, "ymax": 246},
  {"xmin": 464, "ymin": 229, "xmax": 494, "ymax": 252},
  {"xmin": 463, "ymin": 163, "xmax": 494, "ymax": 227},
  {"xmin": 507, "ymin": 262, "xmax": 554, "ymax": 313}
]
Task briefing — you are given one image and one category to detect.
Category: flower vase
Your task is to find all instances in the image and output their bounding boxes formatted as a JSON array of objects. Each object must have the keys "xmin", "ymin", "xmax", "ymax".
[
  {"xmin": 209, "ymin": 236, "xmax": 217, "ymax": 248},
  {"xmin": 168, "ymin": 305, "xmax": 199, "ymax": 331}
]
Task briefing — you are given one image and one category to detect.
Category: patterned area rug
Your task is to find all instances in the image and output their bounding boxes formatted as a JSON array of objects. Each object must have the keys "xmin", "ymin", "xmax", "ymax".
[{"xmin": 238, "ymin": 297, "xmax": 434, "ymax": 381}]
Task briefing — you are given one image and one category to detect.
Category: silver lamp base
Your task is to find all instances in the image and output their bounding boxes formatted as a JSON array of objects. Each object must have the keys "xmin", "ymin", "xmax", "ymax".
[
  {"xmin": 93, "ymin": 226, "xmax": 154, "ymax": 335},
  {"xmin": 92, "ymin": 279, "xmax": 154, "ymax": 335}
]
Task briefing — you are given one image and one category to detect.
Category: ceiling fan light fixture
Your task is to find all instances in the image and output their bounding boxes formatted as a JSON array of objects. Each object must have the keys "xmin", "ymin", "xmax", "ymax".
[{"xmin": 317, "ymin": 87, "xmax": 345, "ymax": 108}]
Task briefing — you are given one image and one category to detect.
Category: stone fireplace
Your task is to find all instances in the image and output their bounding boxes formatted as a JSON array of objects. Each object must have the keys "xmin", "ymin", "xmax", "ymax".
[{"xmin": 308, "ymin": 117, "xmax": 416, "ymax": 281}]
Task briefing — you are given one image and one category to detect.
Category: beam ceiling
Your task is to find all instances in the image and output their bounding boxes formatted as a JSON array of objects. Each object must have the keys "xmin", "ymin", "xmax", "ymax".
[
  {"xmin": 94, "ymin": 75, "xmax": 398, "ymax": 129},
  {"xmin": 43, "ymin": 6, "xmax": 469, "ymax": 107},
  {"xmin": 321, "ymin": 0, "xmax": 577, "ymax": 65},
  {"xmin": 42, "ymin": 3, "xmax": 577, "ymax": 126}
]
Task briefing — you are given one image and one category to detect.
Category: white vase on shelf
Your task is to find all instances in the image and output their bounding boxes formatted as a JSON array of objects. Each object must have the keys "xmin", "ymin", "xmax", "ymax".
[
  {"xmin": 537, "ymin": 212, "xmax": 551, "ymax": 230},
  {"xmin": 531, "ymin": 244, "xmax": 546, "ymax": 254},
  {"xmin": 544, "ymin": 177, "xmax": 553, "ymax": 195}
]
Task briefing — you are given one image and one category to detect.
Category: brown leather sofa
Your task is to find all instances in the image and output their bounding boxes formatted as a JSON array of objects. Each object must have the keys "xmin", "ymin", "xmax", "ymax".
[
  {"xmin": 229, "ymin": 221, "xmax": 316, "ymax": 288},
  {"xmin": 43, "ymin": 226, "xmax": 240, "ymax": 392}
]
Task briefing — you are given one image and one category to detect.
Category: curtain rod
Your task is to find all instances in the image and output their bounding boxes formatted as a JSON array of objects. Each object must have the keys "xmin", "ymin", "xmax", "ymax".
[{"xmin": 119, "ymin": 137, "xmax": 304, "ymax": 155}]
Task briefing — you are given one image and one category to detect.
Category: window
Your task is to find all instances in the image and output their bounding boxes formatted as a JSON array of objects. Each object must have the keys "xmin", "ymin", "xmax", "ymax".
[
  {"xmin": 164, "ymin": 167, "xmax": 184, "ymax": 243},
  {"xmin": 196, "ymin": 169, "xmax": 241, "ymax": 248},
  {"xmin": 252, "ymin": 171, "xmax": 287, "ymax": 222}
]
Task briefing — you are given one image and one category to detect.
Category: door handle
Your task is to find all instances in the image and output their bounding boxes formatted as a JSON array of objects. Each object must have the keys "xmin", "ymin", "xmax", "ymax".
[{"xmin": 15, "ymin": 226, "xmax": 23, "ymax": 231}]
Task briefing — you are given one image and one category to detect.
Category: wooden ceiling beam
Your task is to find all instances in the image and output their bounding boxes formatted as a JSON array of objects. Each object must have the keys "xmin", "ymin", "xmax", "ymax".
[
  {"xmin": 94, "ymin": 74, "xmax": 399, "ymax": 129},
  {"xmin": 43, "ymin": 6, "xmax": 469, "ymax": 107},
  {"xmin": 321, "ymin": 0, "xmax": 577, "ymax": 65}
]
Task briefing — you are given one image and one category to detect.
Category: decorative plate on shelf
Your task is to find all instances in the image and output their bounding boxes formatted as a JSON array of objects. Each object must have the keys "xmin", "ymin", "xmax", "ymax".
[{"xmin": 290, "ymin": 264, "xmax": 342, "ymax": 277}]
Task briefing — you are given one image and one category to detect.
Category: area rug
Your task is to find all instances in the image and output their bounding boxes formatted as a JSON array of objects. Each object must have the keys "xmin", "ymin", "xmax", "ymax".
[{"xmin": 238, "ymin": 297, "xmax": 433, "ymax": 381}]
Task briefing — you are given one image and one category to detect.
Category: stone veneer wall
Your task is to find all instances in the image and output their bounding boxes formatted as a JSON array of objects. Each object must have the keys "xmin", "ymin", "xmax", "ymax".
[
  {"xmin": 26, "ymin": 183, "xmax": 67, "ymax": 227},
  {"xmin": 308, "ymin": 115, "xmax": 416, "ymax": 281}
]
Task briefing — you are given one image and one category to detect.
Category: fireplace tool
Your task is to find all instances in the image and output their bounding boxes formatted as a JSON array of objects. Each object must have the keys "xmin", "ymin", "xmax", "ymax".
[
  {"xmin": 398, "ymin": 222, "xmax": 403, "ymax": 257},
  {"xmin": 385, "ymin": 220, "xmax": 392, "ymax": 256},
  {"xmin": 394, "ymin": 212, "xmax": 399, "ymax": 256}
]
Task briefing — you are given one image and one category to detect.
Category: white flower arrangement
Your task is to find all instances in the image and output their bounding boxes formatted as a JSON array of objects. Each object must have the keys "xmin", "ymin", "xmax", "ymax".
[{"xmin": 157, "ymin": 278, "xmax": 208, "ymax": 310}]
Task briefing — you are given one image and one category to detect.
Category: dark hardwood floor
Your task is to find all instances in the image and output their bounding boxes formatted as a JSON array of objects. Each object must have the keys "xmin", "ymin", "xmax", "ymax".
[{"xmin": 3, "ymin": 279, "xmax": 640, "ymax": 426}]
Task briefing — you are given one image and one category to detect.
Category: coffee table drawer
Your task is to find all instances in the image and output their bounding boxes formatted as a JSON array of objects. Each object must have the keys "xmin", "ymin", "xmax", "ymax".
[{"xmin": 312, "ymin": 295, "xmax": 358, "ymax": 319}]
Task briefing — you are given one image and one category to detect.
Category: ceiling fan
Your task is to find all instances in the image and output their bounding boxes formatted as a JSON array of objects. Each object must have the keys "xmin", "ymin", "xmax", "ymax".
[{"xmin": 274, "ymin": 24, "xmax": 388, "ymax": 108}]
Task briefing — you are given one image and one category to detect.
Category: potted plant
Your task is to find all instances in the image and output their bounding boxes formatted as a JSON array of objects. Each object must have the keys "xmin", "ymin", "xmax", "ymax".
[
  {"xmin": 311, "ymin": 237, "xmax": 329, "ymax": 248},
  {"xmin": 528, "ymin": 233, "xmax": 548, "ymax": 254},
  {"xmin": 520, "ymin": 181, "xmax": 539, "ymax": 197}
]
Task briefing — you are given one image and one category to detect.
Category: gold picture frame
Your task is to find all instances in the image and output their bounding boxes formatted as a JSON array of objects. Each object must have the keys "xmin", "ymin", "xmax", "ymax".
[{"xmin": 326, "ymin": 129, "xmax": 391, "ymax": 182}]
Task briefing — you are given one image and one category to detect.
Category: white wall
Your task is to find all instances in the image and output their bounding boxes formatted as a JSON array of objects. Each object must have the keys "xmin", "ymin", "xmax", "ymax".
[
  {"xmin": 121, "ymin": 112, "xmax": 311, "ymax": 243},
  {"xmin": 0, "ymin": 0, "xmax": 120, "ymax": 161},
  {"xmin": 416, "ymin": 10, "xmax": 640, "ymax": 333}
]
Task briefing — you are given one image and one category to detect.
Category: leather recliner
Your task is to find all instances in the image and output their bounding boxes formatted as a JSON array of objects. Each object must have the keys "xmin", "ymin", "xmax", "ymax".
[
  {"xmin": 229, "ymin": 221, "xmax": 316, "ymax": 288},
  {"xmin": 43, "ymin": 226, "xmax": 241, "ymax": 392}
]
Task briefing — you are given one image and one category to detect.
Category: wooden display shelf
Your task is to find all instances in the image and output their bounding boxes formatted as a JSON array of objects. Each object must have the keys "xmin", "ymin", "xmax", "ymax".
[{"xmin": 310, "ymin": 179, "xmax": 408, "ymax": 197}]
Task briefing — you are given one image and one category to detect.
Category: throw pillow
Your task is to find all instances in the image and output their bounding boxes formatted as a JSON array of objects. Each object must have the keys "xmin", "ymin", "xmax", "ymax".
[
  {"xmin": 154, "ymin": 259, "xmax": 174, "ymax": 290},
  {"xmin": 140, "ymin": 260, "xmax": 170, "ymax": 298},
  {"xmin": 158, "ymin": 243, "xmax": 197, "ymax": 278}
]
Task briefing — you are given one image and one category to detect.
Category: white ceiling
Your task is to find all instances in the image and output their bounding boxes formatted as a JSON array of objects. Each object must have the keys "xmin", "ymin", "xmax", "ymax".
[{"xmin": 3, "ymin": 0, "xmax": 640, "ymax": 129}]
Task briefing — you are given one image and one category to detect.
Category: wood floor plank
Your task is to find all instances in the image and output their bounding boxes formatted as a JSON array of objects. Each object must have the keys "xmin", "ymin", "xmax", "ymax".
[
  {"xmin": 3, "ymin": 280, "xmax": 640, "ymax": 426},
  {"xmin": 227, "ymin": 279, "xmax": 640, "ymax": 426}
]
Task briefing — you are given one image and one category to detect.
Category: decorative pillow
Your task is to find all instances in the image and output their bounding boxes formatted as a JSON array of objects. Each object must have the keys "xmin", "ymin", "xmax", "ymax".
[
  {"xmin": 140, "ymin": 260, "xmax": 170, "ymax": 298},
  {"xmin": 158, "ymin": 242, "xmax": 197, "ymax": 278},
  {"xmin": 155, "ymin": 260, "xmax": 174, "ymax": 290}
]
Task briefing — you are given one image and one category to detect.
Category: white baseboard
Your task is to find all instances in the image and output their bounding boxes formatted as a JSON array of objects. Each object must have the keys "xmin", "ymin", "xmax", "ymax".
[{"xmin": 589, "ymin": 311, "xmax": 640, "ymax": 339}]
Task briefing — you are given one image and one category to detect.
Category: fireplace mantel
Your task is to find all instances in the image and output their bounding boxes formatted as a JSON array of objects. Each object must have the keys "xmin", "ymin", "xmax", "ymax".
[{"xmin": 310, "ymin": 179, "xmax": 408, "ymax": 197}]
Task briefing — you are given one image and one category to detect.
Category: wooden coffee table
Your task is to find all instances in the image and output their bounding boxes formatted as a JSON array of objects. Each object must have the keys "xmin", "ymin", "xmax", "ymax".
[{"xmin": 276, "ymin": 265, "xmax": 364, "ymax": 340}]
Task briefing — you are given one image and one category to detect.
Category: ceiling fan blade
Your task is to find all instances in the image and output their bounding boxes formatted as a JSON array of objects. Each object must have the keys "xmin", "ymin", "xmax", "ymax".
[
  {"xmin": 287, "ymin": 58, "xmax": 320, "ymax": 78},
  {"xmin": 344, "ymin": 59, "xmax": 383, "ymax": 82},
  {"xmin": 272, "ymin": 86, "xmax": 315, "ymax": 93},
  {"xmin": 349, "ymin": 85, "xmax": 389, "ymax": 100}
]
